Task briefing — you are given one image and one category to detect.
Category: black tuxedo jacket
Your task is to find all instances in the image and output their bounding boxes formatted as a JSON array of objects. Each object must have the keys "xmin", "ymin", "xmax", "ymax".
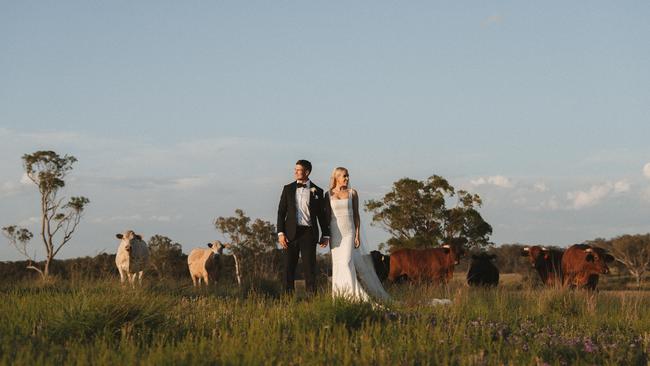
[{"xmin": 277, "ymin": 182, "xmax": 330, "ymax": 243}]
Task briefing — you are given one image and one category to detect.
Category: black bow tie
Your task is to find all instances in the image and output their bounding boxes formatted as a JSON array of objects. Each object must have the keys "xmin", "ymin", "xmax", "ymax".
[{"xmin": 296, "ymin": 183, "xmax": 307, "ymax": 188}]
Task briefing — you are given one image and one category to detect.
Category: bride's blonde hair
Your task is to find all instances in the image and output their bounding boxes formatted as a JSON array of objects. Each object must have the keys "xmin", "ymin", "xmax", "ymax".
[{"xmin": 329, "ymin": 167, "xmax": 351, "ymax": 193}]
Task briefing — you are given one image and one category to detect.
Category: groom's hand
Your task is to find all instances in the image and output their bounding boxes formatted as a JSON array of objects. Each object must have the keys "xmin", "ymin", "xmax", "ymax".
[
  {"xmin": 278, "ymin": 234, "xmax": 288, "ymax": 249},
  {"xmin": 319, "ymin": 237, "xmax": 329, "ymax": 248}
]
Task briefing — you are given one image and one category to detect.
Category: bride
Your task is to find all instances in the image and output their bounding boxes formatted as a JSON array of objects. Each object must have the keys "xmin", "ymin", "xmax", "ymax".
[{"xmin": 327, "ymin": 167, "xmax": 391, "ymax": 302}]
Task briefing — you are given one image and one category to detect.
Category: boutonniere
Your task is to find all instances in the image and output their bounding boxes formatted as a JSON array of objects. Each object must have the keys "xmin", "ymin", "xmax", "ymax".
[{"xmin": 310, "ymin": 187, "xmax": 318, "ymax": 199}]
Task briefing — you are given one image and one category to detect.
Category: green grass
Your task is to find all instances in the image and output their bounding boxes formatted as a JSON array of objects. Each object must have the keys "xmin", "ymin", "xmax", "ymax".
[{"xmin": 0, "ymin": 279, "xmax": 649, "ymax": 365}]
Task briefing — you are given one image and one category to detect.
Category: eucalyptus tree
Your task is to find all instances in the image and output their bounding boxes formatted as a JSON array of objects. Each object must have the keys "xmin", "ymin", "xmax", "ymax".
[
  {"xmin": 214, "ymin": 209, "xmax": 276, "ymax": 286},
  {"xmin": 3, "ymin": 151, "xmax": 89, "ymax": 279},
  {"xmin": 365, "ymin": 175, "xmax": 492, "ymax": 251}
]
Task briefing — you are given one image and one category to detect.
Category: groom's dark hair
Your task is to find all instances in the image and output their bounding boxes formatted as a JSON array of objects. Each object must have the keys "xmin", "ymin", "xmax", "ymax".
[{"xmin": 296, "ymin": 159, "xmax": 312, "ymax": 173}]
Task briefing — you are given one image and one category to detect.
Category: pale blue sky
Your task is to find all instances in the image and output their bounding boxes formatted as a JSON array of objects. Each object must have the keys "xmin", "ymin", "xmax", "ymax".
[{"xmin": 1, "ymin": 1, "xmax": 650, "ymax": 260}]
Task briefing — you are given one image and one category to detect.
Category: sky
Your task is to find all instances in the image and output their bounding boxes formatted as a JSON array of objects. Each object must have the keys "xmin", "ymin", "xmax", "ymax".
[{"xmin": 1, "ymin": 1, "xmax": 650, "ymax": 261}]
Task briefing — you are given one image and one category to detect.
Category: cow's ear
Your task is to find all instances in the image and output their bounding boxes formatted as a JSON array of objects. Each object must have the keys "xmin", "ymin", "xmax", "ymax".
[
  {"xmin": 544, "ymin": 253, "xmax": 550, "ymax": 260},
  {"xmin": 207, "ymin": 243, "xmax": 213, "ymax": 248},
  {"xmin": 586, "ymin": 253, "xmax": 595, "ymax": 262},
  {"xmin": 134, "ymin": 234, "xmax": 142, "ymax": 241},
  {"xmin": 605, "ymin": 254, "xmax": 615, "ymax": 263},
  {"xmin": 116, "ymin": 234, "xmax": 123, "ymax": 239}
]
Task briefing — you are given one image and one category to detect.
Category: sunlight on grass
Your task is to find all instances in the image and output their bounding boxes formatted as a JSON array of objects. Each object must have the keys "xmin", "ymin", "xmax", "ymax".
[{"xmin": 0, "ymin": 279, "xmax": 648, "ymax": 365}]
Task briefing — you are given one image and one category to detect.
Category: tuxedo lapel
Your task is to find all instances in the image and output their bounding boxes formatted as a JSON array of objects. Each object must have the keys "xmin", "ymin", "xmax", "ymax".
[{"xmin": 289, "ymin": 182, "xmax": 298, "ymax": 207}]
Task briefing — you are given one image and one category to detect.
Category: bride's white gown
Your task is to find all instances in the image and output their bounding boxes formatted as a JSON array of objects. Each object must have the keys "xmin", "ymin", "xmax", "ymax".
[{"xmin": 329, "ymin": 193, "xmax": 391, "ymax": 302}]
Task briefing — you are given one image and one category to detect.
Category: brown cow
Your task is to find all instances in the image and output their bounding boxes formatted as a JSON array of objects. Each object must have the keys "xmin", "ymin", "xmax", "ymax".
[
  {"xmin": 561, "ymin": 244, "xmax": 614, "ymax": 290},
  {"xmin": 388, "ymin": 244, "xmax": 465, "ymax": 284},
  {"xmin": 520, "ymin": 246, "xmax": 564, "ymax": 286}
]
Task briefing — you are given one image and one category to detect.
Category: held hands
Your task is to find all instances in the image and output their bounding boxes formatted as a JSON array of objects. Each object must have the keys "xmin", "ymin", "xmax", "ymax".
[
  {"xmin": 319, "ymin": 237, "xmax": 330, "ymax": 248},
  {"xmin": 354, "ymin": 233, "xmax": 360, "ymax": 248},
  {"xmin": 278, "ymin": 234, "xmax": 289, "ymax": 249}
]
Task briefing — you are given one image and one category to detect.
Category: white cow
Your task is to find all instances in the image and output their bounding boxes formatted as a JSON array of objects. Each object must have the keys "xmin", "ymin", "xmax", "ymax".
[
  {"xmin": 115, "ymin": 230, "xmax": 149, "ymax": 285},
  {"xmin": 188, "ymin": 241, "xmax": 225, "ymax": 287}
]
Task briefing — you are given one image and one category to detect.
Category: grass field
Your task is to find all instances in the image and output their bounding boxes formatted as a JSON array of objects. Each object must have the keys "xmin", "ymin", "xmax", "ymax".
[{"xmin": 1, "ymin": 276, "xmax": 649, "ymax": 365}]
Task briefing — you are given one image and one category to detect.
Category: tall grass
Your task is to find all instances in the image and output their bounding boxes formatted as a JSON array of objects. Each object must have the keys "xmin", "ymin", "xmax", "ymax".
[{"xmin": 0, "ymin": 279, "xmax": 648, "ymax": 365}]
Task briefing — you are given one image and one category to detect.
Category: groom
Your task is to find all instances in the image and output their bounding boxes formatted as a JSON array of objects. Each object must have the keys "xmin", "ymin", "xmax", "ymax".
[{"xmin": 277, "ymin": 160, "xmax": 330, "ymax": 295}]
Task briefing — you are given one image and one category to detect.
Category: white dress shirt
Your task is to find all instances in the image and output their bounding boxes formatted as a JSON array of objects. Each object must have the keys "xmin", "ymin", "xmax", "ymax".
[{"xmin": 295, "ymin": 180, "xmax": 312, "ymax": 226}]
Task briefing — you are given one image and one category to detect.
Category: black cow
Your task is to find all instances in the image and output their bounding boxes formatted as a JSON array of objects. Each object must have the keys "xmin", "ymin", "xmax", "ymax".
[
  {"xmin": 370, "ymin": 250, "xmax": 390, "ymax": 282},
  {"xmin": 467, "ymin": 253, "xmax": 499, "ymax": 287}
]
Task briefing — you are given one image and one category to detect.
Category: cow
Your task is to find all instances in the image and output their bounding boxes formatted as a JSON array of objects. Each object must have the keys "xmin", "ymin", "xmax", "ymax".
[
  {"xmin": 467, "ymin": 253, "xmax": 499, "ymax": 287},
  {"xmin": 370, "ymin": 250, "xmax": 390, "ymax": 282},
  {"xmin": 561, "ymin": 244, "xmax": 614, "ymax": 290},
  {"xmin": 388, "ymin": 244, "xmax": 465, "ymax": 284},
  {"xmin": 520, "ymin": 246, "xmax": 564, "ymax": 286},
  {"xmin": 115, "ymin": 230, "xmax": 149, "ymax": 285},
  {"xmin": 188, "ymin": 240, "xmax": 225, "ymax": 287}
]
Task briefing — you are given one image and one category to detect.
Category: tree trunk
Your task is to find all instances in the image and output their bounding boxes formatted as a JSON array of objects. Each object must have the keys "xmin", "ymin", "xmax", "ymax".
[
  {"xmin": 44, "ymin": 256, "xmax": 51, "ymax": 279},
  {"xmin": 232, "ymin": 254, "xmax": 242, "ymax": 287}
]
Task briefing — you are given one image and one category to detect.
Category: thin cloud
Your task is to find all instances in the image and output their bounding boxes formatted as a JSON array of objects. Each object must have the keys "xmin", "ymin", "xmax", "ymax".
[
  {"xmin": 18, "ymin": 216, "xmax": 40, "ymax": 227},
  {"xmin": 527, "ymin": 179, "xmax": 630, "ymax": 211},
  {"xmin": 90, "ymin": 214, "xmax": 181, "ymax": 224},
  {"xmin": 643, "ymin": 163, "xmax": 650, "ymax": 179},
  {"xmin": 481, "ymin": 14, "xmax": 503, "ymax": 28},
  {"xmin": 172, "ymin": 177, "xmax": 211, "ymax": 190},
  {"xmin": 566, "ymin": 181, "xmax": 629, "ymax": 210},
  {"xmin": 0, "ymin": 174, "xmax": 33, "ymax": 198},
  {"xmin": 471, "ymin": 175, "xmax": 514, "ymax": 188},
  {"xmin": 538, "ymin": 196, "xmax": 561, "ymax": 211},
  {"xmin": 533, "ymin": 182, "xmax": 549, "ymax": 193},
  {"xmin": 614, "ymin": 180, "xmax": 631, "ymax": 193}
]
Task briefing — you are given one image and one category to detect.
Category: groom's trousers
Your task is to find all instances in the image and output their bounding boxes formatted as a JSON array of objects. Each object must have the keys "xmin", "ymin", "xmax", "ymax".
[{"xmin": 284, "ymin": 225, "xmax": 317, "ymax": 294}]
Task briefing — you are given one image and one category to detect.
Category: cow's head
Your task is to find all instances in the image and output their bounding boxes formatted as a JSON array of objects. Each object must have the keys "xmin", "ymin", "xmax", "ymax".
[
  {"xmin": 583, "ymin": 247, "xmax": 610, "ymax": 275},
  {"xmin": 116, "ymin": 230, "xmax": 143, "ymax": 253},
  {"xmin": 442, "ymin": 243, "xmax": 466, "ymax": 265},
  {"xmin": 521, "ymin": 246, "xmax": 548, "ymax": 268},
  {"xmin": 369, "ymin": 250, "xmax": 390, "ymax": 280},
  {"xmin": 206, "ymin": 240, "xmax": 225, "ymax": 255}
]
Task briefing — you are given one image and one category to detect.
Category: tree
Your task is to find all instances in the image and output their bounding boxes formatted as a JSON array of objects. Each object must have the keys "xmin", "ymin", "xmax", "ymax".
[
  {"xmin": 3, "ymin": 151, "xmax": 89, "ymax": 279},
  {"xmin": 1, "ymin": 225, "xmax": 41, "ymax": 275},
  {"xmin": 148, "ymin": 235, "xmax": 184, "ymax": 279},
  {"xmin": 589, "ymin": 234, "xmax": 650, "ymax": 288},
  {"xmin": 214, "ymin": 209, "xmax": 277, "ymax": 286},
  {"xmin": 365, "ymin": 175, "xmax": 492, "ymax": 251}
]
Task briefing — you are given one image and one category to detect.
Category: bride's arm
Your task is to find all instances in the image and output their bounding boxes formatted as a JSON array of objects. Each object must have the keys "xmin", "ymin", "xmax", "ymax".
[{"xmin": 351, "ymin": 189, "xmax": 361, "ymax": 247}]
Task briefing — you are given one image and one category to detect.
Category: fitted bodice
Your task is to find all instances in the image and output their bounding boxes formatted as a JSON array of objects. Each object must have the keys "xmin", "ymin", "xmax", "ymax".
[
  {"xmin": 329, "ymin": 192, "xmax": 355, "ymax": 244},
  {"xmin": 330, "ymin": 194, "xmax": 353, "ymax": 218}
]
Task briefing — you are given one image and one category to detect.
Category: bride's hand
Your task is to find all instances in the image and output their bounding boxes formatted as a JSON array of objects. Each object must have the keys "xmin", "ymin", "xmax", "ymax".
[{"xmin": 354, "ymin": 234, "xmax": 360, "ymax": 248}]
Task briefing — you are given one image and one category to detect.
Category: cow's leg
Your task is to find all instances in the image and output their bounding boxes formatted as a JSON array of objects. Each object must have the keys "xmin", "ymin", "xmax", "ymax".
[
  {"xmin": 203, "ymin": 273, "xmax": 209, "ymax": 286},
  {"xmin": 118, "ymin": 268, "xmax": 126, "ymax": 284},
  {"xmin": 191, "ymin": 275, "xmax": 198, "ymax": 287},
  {"xmin": 138, "ymin": 271, "xmax": 144, "ymax": 285}
]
